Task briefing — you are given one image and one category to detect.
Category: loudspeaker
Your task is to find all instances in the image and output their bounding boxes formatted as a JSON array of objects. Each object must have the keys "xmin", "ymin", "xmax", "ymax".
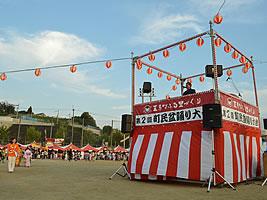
[
  {"xmin": 205, "ymin": 65, "xmax": 223, "ymax": 78},
  {"xmin": 203, "ymin": 104, "xmax": 222, "ymax": 128},
  {"xmin": 264, "ymin": 119, "xmax": 267, "ymax": 129},
  {"xmin": 121, "ymin": 114, "xmax": 132, "ymax": 133},
  {"xmin": 143, "ymin": 82, "xmax": 152, "ymax": 93}
]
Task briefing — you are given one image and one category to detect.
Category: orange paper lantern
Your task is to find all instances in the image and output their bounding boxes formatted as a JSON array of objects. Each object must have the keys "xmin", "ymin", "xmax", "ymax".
[
  {"xmin": 70, "ymin": 65, "xmax": 77, "ymax": 73},
  {"xmin": 226, "ymin": 69, "xmax": 232, "ymax": 77},
  {"xmin": 239, "ymin": 56, "xmax": 246, "ymax": 64},
  {"xmin": 232, "ymin": 51, "xmax": 239, "ymax": 59},
  {"xmin": 105, "ymin": 61, "xmax": 112, "ymax": 68},
  {"xmin": 172, "ymin": 85, "xmax": 177, "ymax": 91},
  {"xmin": 148, "ymin": 53, "xmax": 155, "ymax": 61},
  {"xmin": 242, "ymin": 66, "xmax": 248, "ymax": 74},
  {"xmin": 179, "ymin": 43, "xmax": 186, "ymax": 52},
  {"xmin": 167, "ymin": 75, "xmax": 172, "ymax": 81},
  {"xmin": 199, "ymin": 75, "xmax": 205, "ymax": 82},
  {"xmin": 245, "ymin": 62, "xmax": 251, "ymax": 69},
  {"xmin": 224, "ymin": 44, "xmax": 232, "ymax": 53},
  {"xmin": 188, "ymin": 78, "xmax": 192, "ymax": 83},
  {"xmin": 175, "ymin": 78, "xmax": 181, "ymax": 85},
  {"xmin": 163, "ymin": 49, "xmax": 169, "ymax": 58},
  {"xmin": 34, "ymin": 68, "xmax": 41, "ymax": 77},
  {"xmin": 0, "ymin": 73, "xmax": 7, "ymax": 81},
  {"xmin": 214, "ymin": 37, "xmax": 222, "ymax": 47},
  {"xmin": 196, "ymin": 37, "xmax": 204, "ymax": 47},
  {"xmin": 136, "ymin": 59, "xmax": 142, "ymax": 70},
  {"xmin": 147, "ymin": 68, "xmax": 152, "ymax": 74},
  {"xmin": 213, "ymin": 13, "xmax": 223, "ymax": 24},
  {"xmin": 157, "ymin": 71, "xmax": 163, "ymax": 78}
]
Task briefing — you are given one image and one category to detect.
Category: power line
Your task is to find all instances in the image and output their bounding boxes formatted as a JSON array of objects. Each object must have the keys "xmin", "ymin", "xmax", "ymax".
[{"xmin": 0, "ymin": 57, "xmax": 131, "ymax": 74}]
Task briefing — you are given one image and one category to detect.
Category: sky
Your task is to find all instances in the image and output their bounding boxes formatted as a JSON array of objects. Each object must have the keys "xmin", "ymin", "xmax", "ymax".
[{"xmin": 0, "ymin": 0, "xmax": 267, "ymax": 128}]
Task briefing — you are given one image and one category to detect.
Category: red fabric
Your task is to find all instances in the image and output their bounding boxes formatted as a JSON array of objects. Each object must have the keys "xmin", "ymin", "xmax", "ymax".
[{"xmin": 81, "ymin": 144, "xmax": 97, "ymax": 152}]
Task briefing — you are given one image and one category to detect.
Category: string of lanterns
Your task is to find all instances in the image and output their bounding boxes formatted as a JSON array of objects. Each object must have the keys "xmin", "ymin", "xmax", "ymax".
[{"xmin": 0, "ymin": 58, "xmax": 130, "ymax": 81}]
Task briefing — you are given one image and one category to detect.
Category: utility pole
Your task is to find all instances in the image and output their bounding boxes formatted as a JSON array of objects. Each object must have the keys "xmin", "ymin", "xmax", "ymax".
[
  {"xmin": 17, "ymin": 116, "xmax": 21, "ymax": 142},
  {"xmin": 80, "ymin": 118, "xmax": 84, "ymax": 147},
  {"xmin": 111, "ymin": 120, "xmax": 113, "ymax": 148},
  {"xmin": 71, "ymin": 107, "xmax": 74, "ymax": 144},
  {"xmin": 50, "ymin": 118, "xmax": 53, "ymax": 138}
]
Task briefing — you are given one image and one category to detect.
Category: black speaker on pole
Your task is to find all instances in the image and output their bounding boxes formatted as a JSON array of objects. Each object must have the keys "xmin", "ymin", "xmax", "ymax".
[
  {"xmin": 205, "ymin": 65, "xmax": 223, "ymax": 78},
  {"xmin": 203, "ymin": 104, "xmax": 222, "ymax": 128},
  {"xmin": 143, "ymin": 82, "xmax": 152, "ymax": 93},
  {"xmin": 263, "ymin": 119, "xmax": 267, "ymax": 130},
  {"xmin": 121, "ymin": 114, "xmax": 132, "ymax": 133}
]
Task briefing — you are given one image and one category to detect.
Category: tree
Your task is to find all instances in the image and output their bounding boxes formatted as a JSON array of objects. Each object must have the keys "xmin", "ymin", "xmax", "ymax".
[
  {"xmin": 0, "ymin": 126, "xmax": 9, "ymax": 144},
  {"xmin": 0, "ymin": 101, "xmax": 15, "ymax": 116},
  {"xmin": 55, "ymin": 121, "xmax": 67, "ymax": 138},
  {"xmin": 81, "ymin": 112, "xmax": 97, "ymax": 127},
  {"xmin": 102, "ymin": 125, "xmax": 112, "ymax": 136},
  {"xmin": 26, "ymin": 127, "xmax": 41, "ymax": 143},
  {"xmin": 27, "ymin": 106, "xmax": 33, "ymax": 115}
]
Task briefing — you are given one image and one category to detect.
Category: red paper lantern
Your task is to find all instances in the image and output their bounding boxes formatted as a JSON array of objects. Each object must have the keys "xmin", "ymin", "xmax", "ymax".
[
  {"xmin": 232, "ymin": 51, "xmax": 239, "ymax": 59},
  {"xmin": 179, "ymin": 43, "xmax": 186, "ymax": 52},
  {"xmin": 226, "ymin": 69, "xmax": 232, "ymax": 77},
  {"xmin": 196, "ymin": 37, "xmax": 204, "ymax": 47},
  {"xmin": 136, "ymin": 59, "xmax": 142, "ymax": 70},
  {"xmin": 70, "ymin": 65, "xmax": 77, "ymax": 73},
  {"xmin": 105, "ymin": 61, "xmax": 112, "ymax": 68},
  {"xmin": 199, "ymin": 75, "xmax": 205, "ymax": 82},
  {"xmin": 34, "ymin": 68, "xmax": 41, "ymax": 77},
  {"xmin": 214, "ymin": 38, "xmax": 222, "ymax": 47},
  {"xmin": 147, "ymin": 68, "xmax": 152, "ymax": 74},
  {"xmin": 157, "ymin": 71, "xmax": 163, "ymax": 78},
  {"xmin": 239, "ymin": 56, "xmax": 246, "ymax": 64},
  {"xmin": 0, "ymin": 73, "xmax": 7, "ymax": 81},
  {"xmin": 166, "ymin": 95, "xmax": 170, "ymax": 100},
  {"xmin": 245, "ymin": 62, "xmax": 251, "ymax": 69},
  {"xmin": 188, "ymin": 78, "xmax": 192, "ymax": 83},
  {"xmin": 242, "ymin": 66, "xmax": 248, "ymax": 74},
  {"xmin": 175, "ymin": 78, "xmax": 181, "ymax": 85},
  {"xmin": 148, "ymin": 53, "xmax": 155, "ymax": 61},
  {"xmin": 172, "ymin": 85, "xmax": 177, "ymax": 91},
  {"xmin": 213, "ymin": 13, "xmax": 223, "ymax": 24},
  {"xmin": 167, "ymin": 75, "xmax": 172, "ymax": 81},
  {"xmin": 224, "ymin": 44, "xmax": 232, "ymax": 53},
  {"xmin": 163, "ymin": 49, "xmax": 169, "ymax": 58}
]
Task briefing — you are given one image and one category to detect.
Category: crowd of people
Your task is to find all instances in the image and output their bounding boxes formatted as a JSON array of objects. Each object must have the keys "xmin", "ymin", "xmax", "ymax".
[{"xmin": 0, "ymin": 138, "xmax": 129, "ymax": 173}]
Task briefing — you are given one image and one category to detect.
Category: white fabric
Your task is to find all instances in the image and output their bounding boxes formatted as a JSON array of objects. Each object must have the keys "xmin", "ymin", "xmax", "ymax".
[
  {"xmin": 239, "ymin": 135, "xmax": 247, "ymax": 180},
  {"xmin": 233, "ymin": 133, "xmax": 241, "ymax": 182},
  {"xmin": 246, "ymin": 136, "xmax": 250, "ymax": 179},
  {"xmin": 252, "ymin": 137, "xmax": 257, "ymax": 177},
  {"xmin": 200, "ymin": 131, "xmax": 212, "ymax": 181},
  {"xmin": 142, "ymin": 134, "xmax": 158, "ymax": 174},
  {"xmin": 8, "ymin": 156, "xmax": 16, "ymax": 172},
  {"xmin": 130, "ymin": 135, "xmax": 144, "ymax": 173},
  {"xmin": 224, "ymin": 131, "xmax": 233, "ymax": 183},
  {"xmin": 177, "ymin": 131, "xmax": 192, "ymax": 179}
]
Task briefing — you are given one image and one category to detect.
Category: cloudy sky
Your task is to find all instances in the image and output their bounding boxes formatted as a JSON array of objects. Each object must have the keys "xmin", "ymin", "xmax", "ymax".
[{"xmin": 0, "ymin": 0, "xmax": 266, "ymax": 128}]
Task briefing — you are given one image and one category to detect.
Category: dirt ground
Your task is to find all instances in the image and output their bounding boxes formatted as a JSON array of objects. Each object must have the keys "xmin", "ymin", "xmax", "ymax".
[{"xmin": 0, "ymin": 159, "xmax": 266, "ymax": 200}]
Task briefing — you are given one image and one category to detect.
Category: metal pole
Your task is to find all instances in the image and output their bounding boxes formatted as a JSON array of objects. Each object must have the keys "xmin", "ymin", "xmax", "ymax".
[
  {"xmin": 17, "ymin": 117, "xmax": 21, "ymax": 142},
  {"xmin": 81, "ymin": 118, "xmax": 84, "ymax": 147},
  {"xmin": 71, "ymin": 107, "xmax": 74, "ymax": 143},
  {"xmin": 209, "ymin": 21, "xmax": 219, "ymax": 103},
  {"xmin": 250, "ymin": 56, "xmax": 259, "ymax": 107},
  {"xmin": 131, "ymin": 52, "xmax": 135, "ymax": 116}
]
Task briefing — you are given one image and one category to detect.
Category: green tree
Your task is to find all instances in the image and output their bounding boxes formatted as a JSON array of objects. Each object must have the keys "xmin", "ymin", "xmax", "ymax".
[
  {"xmin": 81, "ymin": 112, "xmax": 97, "ymax": 127},
  {"xmin": 26, "ymin": 126, "xmax": 41, "ymax": 143},
  {"xmin": 27, "ymin": 106, "xmax": 33, "ymax": 115},
  {"xmin": 102, "ymin": 125, "xmax": 112, "ymax": 136},
  {"xmin": 0, "ymin": 101, "xmax": 15, "ymax": 116},
  {"xmin": 0, "ymin": 126, "xmax": 9, "ymax": 144},
  {"xmin": 55, "ymin": 121, "xmax": 67, "ymax": 138}
]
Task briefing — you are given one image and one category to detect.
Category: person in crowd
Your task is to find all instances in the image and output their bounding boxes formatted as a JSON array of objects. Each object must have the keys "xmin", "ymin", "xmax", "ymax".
[
  {"xmin": 182, "ymin": 82, "xmax": 196, "ymax": 96},
  {"xmin": 24, "ymin": 147, "xmax": 32, "ymax": 168},
  {"xmin": 15, "ymin": 145, "xmax": 22, "ymax": 167},
  {"xmin": 7, "ymin": 137, "xmax": 20, "ymax": 173},
  {"xmin": 68, "ymin": 149, "xmax": 73, "ymax": 161}
]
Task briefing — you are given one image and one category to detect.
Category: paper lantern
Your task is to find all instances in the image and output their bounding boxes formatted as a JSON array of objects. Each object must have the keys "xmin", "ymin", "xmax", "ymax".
[
  {"xmin": 224, "ymin": 44, "xmax": 232, "ymax": 53},
  {"xmin": 187, "ymin": 78, "xmax": 192, "ymax": 83},
  {"xmin": 242, "ymin": 66, "xmax": 248, "ymax": 74},
  {"xmin": 239, "ymin": 56, "xmax": 246, "ymax": 64},
  {"xmin": 157, "ymin": 71, "xmax": 163, "ymax": 78},
  {"xmin": 163, "ymin": 49, "xmax": 169, "ymax": 58},
  {"xmin": 172, "ymin": 85, "xmax": 177, "ymax": 91},
  {"xmin": 213, "ymin": 13, "xmax": 223, "ymax": 24},
  {"xmin": 179, "ymin": 43, "xmax": 186, "ymax": 52},
  {"xmin": 136, "ymin": 59, "xmax": 142, "ymax": 70},
  {"xmin": 105, "ymin": 61, "xmax": 112, "ymax": 68},
  {"xmin": 245, "ymin": 62, "xmax": 251, "ymax": 69},
  {"xmin": 167, "ymin": 75, "xmax": 172, "ymax": 81},
  {"xmin": 147, "ymin": 68, "xmax": 152, "ymax": 74},
  {"xmin": 148, "ymin": 53, "xmax": 155, "ymax": 61},
  {"xmin": 0, "ymin": 73, "xmax": 7, "ymax": 81},
  {"xmin": 232, "ymin": 51, "xmax": 239, "ymax": 59},
  {"xmin": 70, "ymin": 65, "xmax": 77, "ymax": 73},
  {"xmin": 196, "ymin": 37, "xmax": 204, "ymax": 47},
  {"xmin": 34, "ymin": 68, "xmax": 41, "ymax": 76},
  {"xmin": 166, "ymin": 95, "xmax": 170, "ymax": 100},
  {"xmin": 199, "ymin": 75, "xmax": 205, "ymax": 82},
  {"xmin": 226, "ymin": 69, "xmax": 232, "ymax": 77},
  {"xmin": 214, "ymin": 38, "xmax": 222, "ymax": 47},
  {"xmin": 175, "ymin": 78, "xmax": 181, "ymax": 85}
]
